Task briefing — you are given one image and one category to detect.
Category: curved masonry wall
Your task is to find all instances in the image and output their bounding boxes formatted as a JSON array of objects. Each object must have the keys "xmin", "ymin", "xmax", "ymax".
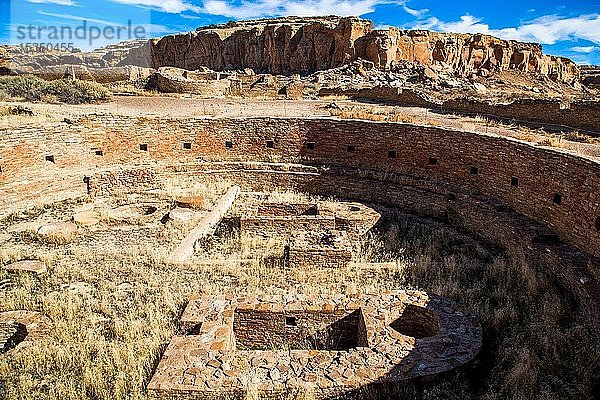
[{"xmin": 0, "ymin": 115, "xmax": 598, "ymax": 327}]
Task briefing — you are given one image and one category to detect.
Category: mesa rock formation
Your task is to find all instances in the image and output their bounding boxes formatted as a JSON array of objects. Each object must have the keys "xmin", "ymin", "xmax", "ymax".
[
  {"xmin": 121, "ymin": 16, "xmax": 578, "ymax": 83},
  {"xmin": 2, "ymin": 16, "xmax": 580, "ymax": 84}
]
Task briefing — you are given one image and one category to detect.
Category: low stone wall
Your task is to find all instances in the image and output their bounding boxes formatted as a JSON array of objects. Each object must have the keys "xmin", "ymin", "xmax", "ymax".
[
  {"xmin": 287, "ymin": 230, "xmax": 353, "ymax": 269},
  {"xmin": 320, "ymin": 87, "xmax": 600, "ymax": 133},
  {"xmin": 149, "ymin": 291, "xmax": 481, "ymax": 399}
]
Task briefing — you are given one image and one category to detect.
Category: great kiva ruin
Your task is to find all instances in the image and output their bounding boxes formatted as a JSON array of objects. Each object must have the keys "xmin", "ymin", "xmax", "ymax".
[{"xmin": 0, "ymin": 12, "xmax": 599, "ymax": 400}]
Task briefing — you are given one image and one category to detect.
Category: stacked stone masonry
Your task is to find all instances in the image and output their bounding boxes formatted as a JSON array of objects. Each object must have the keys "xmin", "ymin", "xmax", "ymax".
[
  {"xmin": 148, "ymin": 291, "xmax": 482, "ymax": 399},
  {"xmin": 239, "ymin": 201, "xmax": 380, "ymax": 238},
  {"xmin": 287, "ymin": 230, "xmax": 353, "ymax": 269},
  {"xmin": 321, "ymin": 87, "xmax": 600, "ymax": 133},
  {"xmin": 0, "ymin": 115, "xmax": 599, "ymax": 328},
  {"xmin": 1, "ymin": 116, "xmax": 596, "ymax": 257}
]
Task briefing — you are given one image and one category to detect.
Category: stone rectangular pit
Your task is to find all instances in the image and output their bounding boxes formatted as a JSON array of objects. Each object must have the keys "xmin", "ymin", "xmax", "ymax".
[{"xmin": 233, "ymin": 307, "xmax": 367, "ymax": 351}]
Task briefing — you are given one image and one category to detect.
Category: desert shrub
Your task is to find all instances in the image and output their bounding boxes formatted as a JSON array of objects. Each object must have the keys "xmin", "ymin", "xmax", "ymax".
[
  {"xmin": 45, "ymin": 78, "xmax": 111, "ymax": 104},
  {"xmin": 0, "ymin": 75, "xmax": 47, "ymax": 99},
  {"xmin": 0, "ymin": 75, "xmax": 111, "ymax": 104}
]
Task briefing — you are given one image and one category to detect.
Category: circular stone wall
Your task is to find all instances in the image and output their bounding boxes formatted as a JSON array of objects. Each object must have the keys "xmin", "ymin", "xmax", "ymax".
[
  {"xmin": 148, "ymin": 291, "xmax": 482, "ymax": 398},
  {"xmin": 0, "ymin": 116, "xmax": 598, "ymax": 329}
]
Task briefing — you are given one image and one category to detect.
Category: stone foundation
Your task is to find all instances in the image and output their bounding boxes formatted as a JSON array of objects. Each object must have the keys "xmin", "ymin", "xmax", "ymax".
[
  {"xmin": 148, "ymin": 291, "xmax": 481, "ymax": 399},
  {"xmin": 287, "ymin": 230, "xmax": 353, "ymax": 269}
]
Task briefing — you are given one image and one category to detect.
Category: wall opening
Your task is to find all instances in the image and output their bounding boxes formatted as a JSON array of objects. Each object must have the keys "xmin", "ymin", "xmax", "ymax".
[
  {"xmin": 306, "ymin": 142, "xmax": 315, "ymax": 150},
  {"xmin": 266, "ymin": 139, "xmax": 274, "ymax": 149},
  {"xmin": 532, "ymin": 234, "xmax": 562, "ymax": 246},
  {"xmin": 428, "ymin": 157, "xmax": 438, "ymax": 165},
  {"xmin": 388, "ymin": 150, "xmax": 397, "ymax": 158},
  {"xmin": 95, "ymin": 150, "xmax": 103, "ymax": 156},
  {"xmin": 233, "ymin": 308, "xmax": 367, "ymax": 351},
  {"xmin": 389, "ymin": 304, "xmax": 440, "ymax": 339},
  {"xmin": 185, "ymin": 323, "xmax": 202, "ymax": 335},
  {"xmin": 225, "ymin": 141, "xmax": 233, "ymax": 148},
  {"xmin": 183, "ymin": 142, "xmax": 192, "ymax": 150},
  {"xmin": 139, "ymin": 144, "xmax": 148, "ymax": 151},
  {"xmin": 0, "ymin": 321, "xmax": 28, "ymax": 354},
  {"xmin": 511, "ymin": 177, "xmax": 519, "ymax": 187},
  {"xmin": 45, "ymin": 155, "xmax": 55, "ymax": 163},
  {"xmin": 470, "ymin": 166, "xmax": 479, "ymax": 175},
  {"xmin": 595, "ymin": 216, "xmax": 600, "ymax": 232},
  {"xmin": 554, "ymin": 193, "xmax": 563, "ymax": 205},
  {"xmin": 347, "ymin": 145, "xmax": 355, "ymax": 153},
  {"xmin": 144, "ymin": 206, "xmax": 158, "ymax": 215}
]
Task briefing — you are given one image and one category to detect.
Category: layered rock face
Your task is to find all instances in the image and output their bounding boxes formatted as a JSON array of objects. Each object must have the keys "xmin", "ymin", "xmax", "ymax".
[
  {"xmin": 581, "ymin": 65, "xmax": 600, "ymax": 88},
  {"xmin": 123, "ymin": 16, "xmax": 578, "ymax": 83},
  {"xmin": 355, "ymin": 29, "xmax": 579, "ymax": 82}
]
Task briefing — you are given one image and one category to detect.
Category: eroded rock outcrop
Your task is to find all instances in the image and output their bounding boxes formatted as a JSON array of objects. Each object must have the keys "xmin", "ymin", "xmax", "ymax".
[{"xmin": 127, "ymin": 16, "xmax": 578, "ymax": 83}]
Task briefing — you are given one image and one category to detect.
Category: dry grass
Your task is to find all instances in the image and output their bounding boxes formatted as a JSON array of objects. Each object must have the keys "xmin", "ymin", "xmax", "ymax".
[
  {"xmin": 0, "ymin": 105, "xmax": 59, "ymax": 130},
  {"xmin": 0, "ymin": 192, "xmax": 598, "ymax": 400},
  {"xmin": 328, "ymin": 105, "xmax": 416, "ymax": 123}
]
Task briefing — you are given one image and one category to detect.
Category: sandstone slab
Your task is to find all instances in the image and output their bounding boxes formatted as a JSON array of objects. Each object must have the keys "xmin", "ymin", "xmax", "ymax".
[
  {"xmin": 3, "ymin": 260, "xmax": 47, "ymax": 274},
  {"xmin": 175, "ymin": 195, "xmax": 205, "ymax": 210},
  {"xmin": 168, "ymin": 207, "xmax": 196, "ymax": 224},
  {"xmin": 73, "ymin": 211, "xmax": 101, "ymax": 226},
  {"xmin": 37, "ymin": 222, "xmax": 78, "ymax": 244},
  {"xmin": 0, "ymin": 311, "xmax": 53, "ymax": 351}
]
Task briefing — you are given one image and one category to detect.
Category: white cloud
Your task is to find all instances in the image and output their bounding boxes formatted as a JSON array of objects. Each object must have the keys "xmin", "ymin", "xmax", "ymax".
[
  {"xmin": 107, "ymin": 0, "xmax": 418, "ymax": 19},
  {"xmin": 200, "ymin": 0, "xmax": 396, "ymax": 19},
  {"xmin": 402, "ymin": 4, "xmax": 427, "ymax": 17},
  {"xmin": 413, "ymin": 13, "xmax": 600, "ymax": 45},
  {"xmin": 27, "ymin": 0, "xmax": 77, "ymax": 5},
  {"xmin": 37, "ymin": 10, "xmax": 121, "ymax": 25},
  {"xmin": 111, "ymin": 0, "xmax": 202, "ymax": 14},
  {"xmin": 569, "ymin": 45, "xmax": 599, "ymax": 53}
]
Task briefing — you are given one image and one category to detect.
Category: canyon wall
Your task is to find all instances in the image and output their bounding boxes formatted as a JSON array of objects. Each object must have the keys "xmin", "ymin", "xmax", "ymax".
[{"xmin": 122, "ymin": 17, "xmax": 578, "ymax": 82}]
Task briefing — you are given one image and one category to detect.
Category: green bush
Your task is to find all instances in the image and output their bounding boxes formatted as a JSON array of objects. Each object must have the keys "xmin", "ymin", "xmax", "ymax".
[{"xmin": 0, "ymin": 75, "xmax": 111, "ymax": 104}]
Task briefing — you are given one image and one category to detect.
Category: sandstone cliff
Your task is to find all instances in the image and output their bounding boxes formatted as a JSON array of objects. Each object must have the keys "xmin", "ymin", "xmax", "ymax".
[{"xmin": 120, "ymin": 16, "xmax": 578, "ymax": 83}]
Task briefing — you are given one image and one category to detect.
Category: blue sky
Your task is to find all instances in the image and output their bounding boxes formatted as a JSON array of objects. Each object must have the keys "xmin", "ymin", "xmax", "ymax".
[{"xmin": 1, "ymin": 0, "xmax": 600, "ymax": 64}]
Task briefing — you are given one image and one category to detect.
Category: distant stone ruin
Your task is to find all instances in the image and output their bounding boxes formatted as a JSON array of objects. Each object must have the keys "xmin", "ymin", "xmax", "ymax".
[{"xmin": 148, "ymin": 291, "xmax": 482, "ymax": 399}]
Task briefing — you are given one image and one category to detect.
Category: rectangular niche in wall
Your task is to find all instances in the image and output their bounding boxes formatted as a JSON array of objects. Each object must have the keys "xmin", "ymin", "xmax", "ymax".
[
  {"xmin": 139, "ymin": 144, "xmax": 148, "ymax": 151},
  {"xmin": 183, "ymin": 142, "xmax": 192, "ymax": 150},
  {"xmin": 388, "ymin": 150, "xmax": 397, "ymax": 158},
  {"xmin": 45, "ymin": 155, "xmax": 55, "ymax": 163},
  {"xmin": 470, "ymin": 166, "xmax": 479, "ymax": 175},
  {"xmin": 347, "ymin": 145, "xmax": 355, "ymax": 153},
  {"xmin": 306, "ymin": 142, "xmax": 315, "ymax": 150},
  {"xmin": 428, "ymin": 157, "xmax": 438, "ymax": 165},
  {"xmin": 554, "ymin": 193, "xmax": 563, "ymax": 205},
  {"xmin": 94, "ymin": 150, "xmax": 103, "ymax": 156},
  {"xmin": 511, "ymin": 177, "xmax": 519, "ymax": 187},
  {"xmin": 266, "ymin": 139, "xmax": 274, "ymax": 149}
]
